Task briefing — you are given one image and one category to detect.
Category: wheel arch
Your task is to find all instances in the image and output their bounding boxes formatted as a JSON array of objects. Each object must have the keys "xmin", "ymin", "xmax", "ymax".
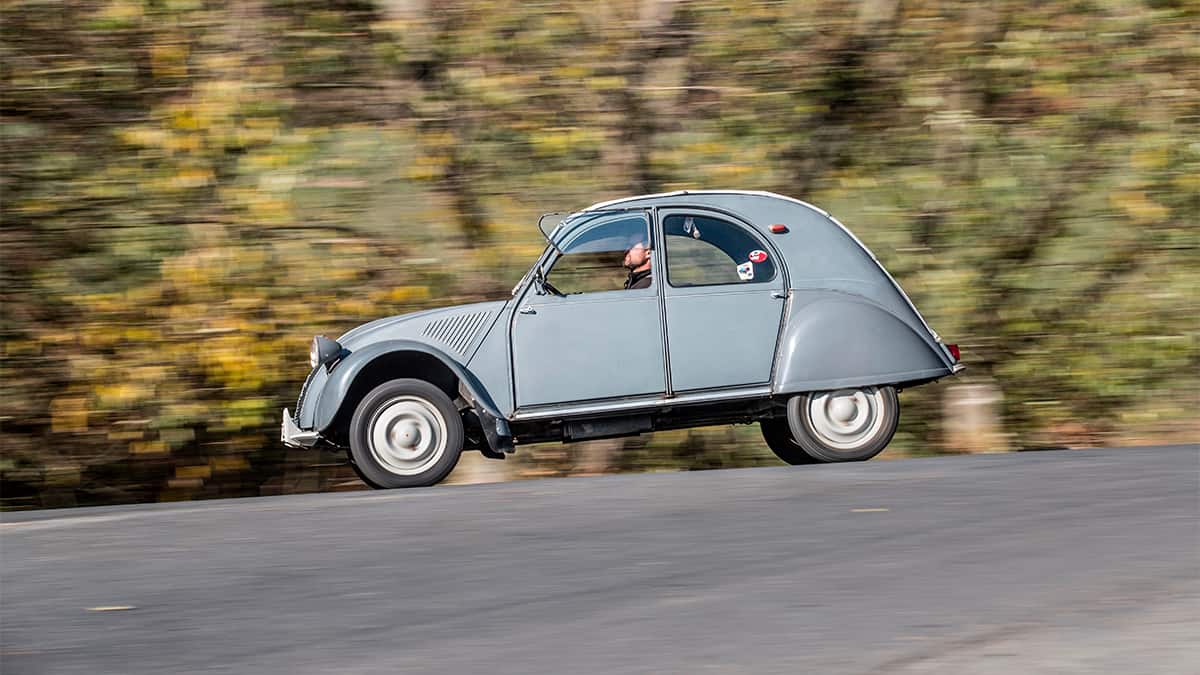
[
  {"xmin": 773, "ymin": 297, "xmax": 953, "ymax": 394},
  {"xmin": 311, "ymin": 340, "xmax": 503, "ymax": 444}
]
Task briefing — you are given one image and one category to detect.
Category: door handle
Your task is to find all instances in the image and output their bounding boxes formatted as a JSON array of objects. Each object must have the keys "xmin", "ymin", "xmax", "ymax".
[
  {"xmin": 771, "ymin": 291, "xmax": 788, "ymax": 299},
  {"xmin": 518, "ymin": 306, "xmax": 536, "ymax": 315}
]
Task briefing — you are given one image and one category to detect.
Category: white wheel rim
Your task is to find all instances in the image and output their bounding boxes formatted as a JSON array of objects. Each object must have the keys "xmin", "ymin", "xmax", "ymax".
[
  {"xmin": 806, "ymin": 387, "xmax": 887, "ymax": 451},
  {"xmin": 368, "ymin": 396, "xmax": 448, "ymax": 476}
]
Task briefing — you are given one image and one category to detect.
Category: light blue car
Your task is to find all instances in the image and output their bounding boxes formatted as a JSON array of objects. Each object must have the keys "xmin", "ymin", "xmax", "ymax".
[{"xmin": 283, "ymin": 190, "xmax": 963, "ymax": 488}]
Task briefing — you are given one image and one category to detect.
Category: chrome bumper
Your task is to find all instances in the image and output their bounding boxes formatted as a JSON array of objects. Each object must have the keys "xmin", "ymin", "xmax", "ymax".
[
  {"xmin": 281, "ymin": 408, "xmax": 321, "ymax": 448},
  {"xmin": 952, "ymin": 363, "xmax": 966, "ymax": 374}
]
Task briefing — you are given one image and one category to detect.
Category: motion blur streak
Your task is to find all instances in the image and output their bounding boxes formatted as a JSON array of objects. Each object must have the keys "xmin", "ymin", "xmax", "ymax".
[{"xmin": 1, "ymin": 1, "xmax": 1197, "ymax": 506}]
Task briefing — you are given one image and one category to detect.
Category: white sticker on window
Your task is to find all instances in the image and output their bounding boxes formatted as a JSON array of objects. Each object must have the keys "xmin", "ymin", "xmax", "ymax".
[{"xmin": 737, "ymin": 261, "xmax": 754, "ymax": 281}]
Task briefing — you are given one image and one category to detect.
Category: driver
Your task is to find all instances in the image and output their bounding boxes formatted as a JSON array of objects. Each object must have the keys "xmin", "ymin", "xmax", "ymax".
[{"xmin": 623, "ymin": 235, "xmax": 653, "ymax": 289}]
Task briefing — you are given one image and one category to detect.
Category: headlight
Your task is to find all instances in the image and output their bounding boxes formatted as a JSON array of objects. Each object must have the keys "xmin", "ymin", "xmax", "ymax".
[{"xmin": 310, "ymin": 335, "xmax": 342, "ymax": 369}]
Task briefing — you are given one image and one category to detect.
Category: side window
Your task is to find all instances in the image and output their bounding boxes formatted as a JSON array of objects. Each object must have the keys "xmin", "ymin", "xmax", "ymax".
[
  {"xmin": 547, "ymin": 214, "xmax": 652, "ymax": 294},
  {"xmin": 663, "ymin": 214, "xmax": 775, "ymax": 287}
]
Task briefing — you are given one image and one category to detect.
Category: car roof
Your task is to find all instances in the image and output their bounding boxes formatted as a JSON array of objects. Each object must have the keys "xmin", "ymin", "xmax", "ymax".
[{"xmin": 582, "ymin": 189, "xmax": 831, "ymax": 217}]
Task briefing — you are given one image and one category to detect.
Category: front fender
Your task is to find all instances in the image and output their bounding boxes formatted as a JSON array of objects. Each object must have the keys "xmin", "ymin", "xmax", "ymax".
[
  {"xmin": 307, "ymin": 339, "xmax": 504, "ymax": 432},
  {"xmin": 773, "ymin": 296, "xmax": 953, "ymax": 394}
]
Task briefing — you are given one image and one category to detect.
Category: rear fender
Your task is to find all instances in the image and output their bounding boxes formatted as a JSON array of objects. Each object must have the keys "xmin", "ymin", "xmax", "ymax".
[{"xmin": 773, "ymin": 297, "xmax": 952, "ymax": 394}]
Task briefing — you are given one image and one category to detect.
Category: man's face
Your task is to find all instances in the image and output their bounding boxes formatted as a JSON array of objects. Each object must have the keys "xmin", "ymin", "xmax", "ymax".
[{"xmin": 623, "ymin": 242, "xmax": 651, "ymax": 270}]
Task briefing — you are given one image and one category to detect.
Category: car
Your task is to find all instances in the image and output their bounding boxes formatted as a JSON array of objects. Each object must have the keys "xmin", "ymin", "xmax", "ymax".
[{"xmin": 282, "ymin": 190, "xmax": 963, "ymax": 488}]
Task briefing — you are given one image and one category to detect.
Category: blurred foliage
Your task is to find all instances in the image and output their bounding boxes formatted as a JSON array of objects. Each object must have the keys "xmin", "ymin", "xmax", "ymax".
[{"xmin": 2, "ymin": 0, "xmax": 1197, "ymax": 508}]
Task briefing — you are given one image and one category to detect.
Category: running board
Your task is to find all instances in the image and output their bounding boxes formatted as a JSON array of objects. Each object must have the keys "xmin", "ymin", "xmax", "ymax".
[{"xmin": 511, "ymin": 386, "xmax": 773, "ymax": 422}]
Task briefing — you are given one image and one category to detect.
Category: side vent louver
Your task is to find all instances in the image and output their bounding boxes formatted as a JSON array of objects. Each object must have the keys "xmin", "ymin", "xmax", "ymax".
[{"xmin": 423, "ymin": 311, "xmax": 491, "ymax": 356}]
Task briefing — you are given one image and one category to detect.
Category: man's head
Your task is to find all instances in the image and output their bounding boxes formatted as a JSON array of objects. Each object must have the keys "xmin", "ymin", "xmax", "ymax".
[{"xmin": 623, "ymin": 236, "xmax": 652, "ymax": 272}]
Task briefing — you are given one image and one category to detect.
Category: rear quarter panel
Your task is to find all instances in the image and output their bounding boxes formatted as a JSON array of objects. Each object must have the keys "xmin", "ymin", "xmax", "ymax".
[{"xmin": 773, "ymin": 292, "xmax": 953, "ymax": 393}]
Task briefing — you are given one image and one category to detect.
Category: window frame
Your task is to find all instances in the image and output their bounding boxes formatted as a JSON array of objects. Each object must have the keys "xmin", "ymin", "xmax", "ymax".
[
  {"xmin": 541, "ymin": 209, "xmax": 656, "ymax": 296},
  {"xmin": 658, "ymin": 209, "xmax": 779, "ymax": 289}
]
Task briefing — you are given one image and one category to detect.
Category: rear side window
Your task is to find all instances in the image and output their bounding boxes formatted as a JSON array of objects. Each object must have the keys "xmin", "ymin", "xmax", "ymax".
[{"xmin": 663, "ymin": 214, "xmax": 775, "ymax": 287}]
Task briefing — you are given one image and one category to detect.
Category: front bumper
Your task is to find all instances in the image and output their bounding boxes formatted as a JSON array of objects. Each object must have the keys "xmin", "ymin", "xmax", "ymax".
[{"xmin": 281, "ymin": 408, "xmax": 321, "ymax": 448}]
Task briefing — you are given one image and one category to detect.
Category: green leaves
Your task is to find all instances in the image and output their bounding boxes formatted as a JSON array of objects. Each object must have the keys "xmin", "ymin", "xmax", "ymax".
[{"xmin": 2, "ymin": 0, "xmax": 1197, "ymax": 506}]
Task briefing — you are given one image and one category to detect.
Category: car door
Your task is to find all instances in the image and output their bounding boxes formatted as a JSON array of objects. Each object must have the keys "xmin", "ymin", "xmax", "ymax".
[
  {"xmin": 659, "ymin": 210, "xmax": 786, "ymax": 392},
  {"xmin": 511, "ymin": 211, "xmax": 666, "ymax": 408}
]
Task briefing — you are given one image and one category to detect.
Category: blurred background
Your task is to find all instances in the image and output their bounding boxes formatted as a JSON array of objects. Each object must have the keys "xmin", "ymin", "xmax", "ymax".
[{"xmin": 1, "ymin": 0, "xmax": 1196, "ymax": 509}]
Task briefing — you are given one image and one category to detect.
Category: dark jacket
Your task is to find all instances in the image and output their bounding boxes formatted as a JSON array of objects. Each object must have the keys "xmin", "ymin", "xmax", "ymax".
[{"xmin": 624, "ymin": 268, "xmax": 652, "ymax": 290}]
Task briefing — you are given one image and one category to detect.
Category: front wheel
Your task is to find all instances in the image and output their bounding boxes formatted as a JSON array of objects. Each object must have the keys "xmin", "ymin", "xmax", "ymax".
[{"xmin": 348, "ymin": 379, "xmax": 464, "ymax": 488}]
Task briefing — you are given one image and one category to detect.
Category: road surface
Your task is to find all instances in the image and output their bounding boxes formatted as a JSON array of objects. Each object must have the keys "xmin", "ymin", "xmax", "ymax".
[{"xmin": 2, "ymin": 445, "xmax": 1197, "ymax": 674}]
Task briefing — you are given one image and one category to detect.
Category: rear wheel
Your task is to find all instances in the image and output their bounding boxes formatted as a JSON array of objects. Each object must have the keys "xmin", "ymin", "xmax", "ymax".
[
  {"xmin": 348, "ymin": 378, "xmax": 464, "ymax": 488},
  {"xmin": 760, "ymin": 417, "xmax": 820, "ymax": 465},
  {"xmin": 787, "ymin": 386, "xmax": 899, "ymax": 463}
]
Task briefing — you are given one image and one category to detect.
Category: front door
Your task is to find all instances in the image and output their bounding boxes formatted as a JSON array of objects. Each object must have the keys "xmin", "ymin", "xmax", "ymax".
[
  {"xmin": 511, "ymin": 211, "xmax": 665, "ymax": 408},
  {"xmin": 659, "ymin": 210, "xmax": 786, "ymax": 392}
]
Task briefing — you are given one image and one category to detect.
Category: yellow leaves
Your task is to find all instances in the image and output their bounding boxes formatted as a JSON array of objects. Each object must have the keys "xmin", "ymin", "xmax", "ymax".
[
  {"xmin": 335, "ymin": 298, "xmax": 375, "ymax": 317},
  {"xmin": 246, "ymin": 196, "xmax": 293, "ymax": 224},
  {"xmin": 709, "ymin": 163, "xmax": 754, "ymax": 181},
  {"xmin": 531, "ymin": 127, "xmax": 605, "ymax": 157},
  {"xmin": 586, "ymin": 75, "xmax": 626, "ymax": 91},
  {"xmin": 1131, "ymin": 147, "xmax": 1169, "ymax": 171},
  {"xmin": 165, "ymin": 134, "xmax": 204, "ymax": 154},
  {"xmin": 200, "ymin": 338, "xmax": 265, "ymax": 392},
  {"xmin": 95, "ymin": 382, "xmax": 151, "ymax": 408},
  {"xmin": 385, "ymin": 286, "xmax": 431, "ymax": 303},
  {"xmin": 51, "ymin": 397, "xmax": 89, "ymax": 433},
  {"xmin": 150, "ymin": 42, "xmax": 189, "ymax": 79},
  {"xmin": 120, "ymin": 127, "xmax": 170, "ymax": 148},
  {"xmin": 1110, "ymin": 190, "xmax": 1169, "ymax": 224},
  {"xmin": 175, "ymin": 464, "xmax": 211, "ymax": 480},
  {"xmin": 172, "ymin": 167, "xmax": 214, "ymax": 189},
  {"xmin": 210, "ymin": 456, "xmax": 249, "ymax": 473},
  {"xmin": 108, "ymin": 430, "xmax": 145, "ymax": 441},
  {"xmin": 217, "ymin": 398, "xmax": 271, "ymax": 431},
  {"xmin": 405, "ymin": 155, "xmax": 449, "ymax": 181},
  {"xmin": 94, "ymin": 0, "xmax": 143, "ymax": 26},
  {"xmin": 236, "ymin": 126, "xmax": 279, "ymax": 147},
  {"xmin": 556, "ymin": 65, "xmax": 590, "ymax": 81},
  {"xmin": 2, "ymin": 339, "xmax": 43, "ymax": 358},
  {"xmin": 171, "ymin": 106, "xmax": 203, "ymax": 131},
  {"xmin": 122, "ymin": 328, "xmax": 159, "ymax": 344}
]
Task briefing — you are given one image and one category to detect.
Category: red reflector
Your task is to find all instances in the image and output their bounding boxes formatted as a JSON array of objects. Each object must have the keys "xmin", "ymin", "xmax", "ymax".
[
  {"xmin": 769, "ymin": 224, "xmax": 788, "ymax": 234},
  {"xmin": 947, "ymin": 343, "xmax": 961, "ymax": 361}
]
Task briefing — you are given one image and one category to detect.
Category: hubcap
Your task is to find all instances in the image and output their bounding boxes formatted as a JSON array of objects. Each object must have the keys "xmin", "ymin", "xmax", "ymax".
[
  {"xmin": 806, "ymin": 387, "xmax": 887, "ymax": 451},
  {"xmin": 368, "ymin": 395, "xmax": 447, "ymax": 476}
]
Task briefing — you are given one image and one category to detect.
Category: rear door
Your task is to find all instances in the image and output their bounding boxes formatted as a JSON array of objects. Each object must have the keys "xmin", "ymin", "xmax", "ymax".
[{"xmin": 658, "ymin": 210, "xmax": 786, "ymax": 392}]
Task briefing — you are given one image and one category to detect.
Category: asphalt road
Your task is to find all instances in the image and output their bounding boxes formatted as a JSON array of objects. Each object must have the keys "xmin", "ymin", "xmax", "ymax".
[{"xmin": 2, "ymin": 445, "xmax": 1197, "ymax": 674}]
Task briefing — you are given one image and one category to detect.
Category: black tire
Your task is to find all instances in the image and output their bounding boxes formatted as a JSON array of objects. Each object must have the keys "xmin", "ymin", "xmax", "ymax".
[
  {"xmin": 348, "ymin": 378, "xmax": 464, "ymax": 489},
  {"xmin": 760, "ymin": 417, "xmax": 821, "ymax": 465},
  {"xmin": 786, "ymin": 385, "xmax": 900, "ymax": 463}
]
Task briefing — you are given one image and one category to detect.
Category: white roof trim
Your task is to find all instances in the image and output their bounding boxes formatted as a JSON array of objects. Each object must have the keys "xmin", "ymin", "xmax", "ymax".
[{"xmin": 584, "ymin": 189, "xmax": 832, "ymax": 217}]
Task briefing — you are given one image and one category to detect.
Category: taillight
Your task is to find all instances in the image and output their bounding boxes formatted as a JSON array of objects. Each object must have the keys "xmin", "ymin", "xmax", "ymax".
[{"xmin": 947, "ymin": 343, "xmax": 961, "ymax": 361}]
